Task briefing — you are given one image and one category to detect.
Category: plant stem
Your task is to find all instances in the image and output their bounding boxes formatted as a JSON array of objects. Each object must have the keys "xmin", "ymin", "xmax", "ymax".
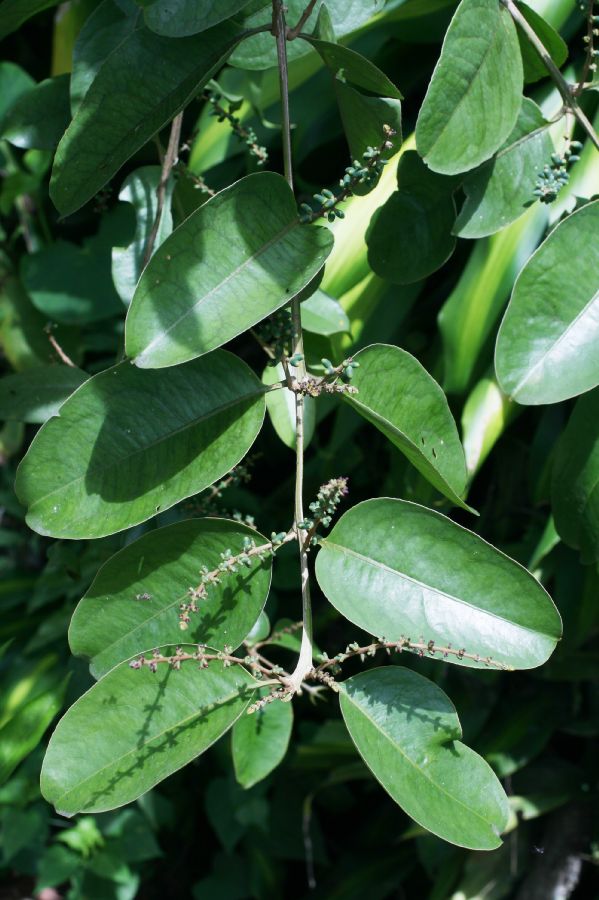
[
  {"xmin": 501, "ymin": 0, "xmax": 599, "ymax": 152},
  {"xmin": 272, "ymin": 0, "xmax": 314, "ymax": 694},
  {"xmin": 144, "ymin": 112, "xmax": 183, "ymax": 268}
]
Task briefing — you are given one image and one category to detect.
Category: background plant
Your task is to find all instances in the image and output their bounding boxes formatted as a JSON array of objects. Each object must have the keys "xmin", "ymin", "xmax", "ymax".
[{"xmin": 0, "ymin": 0, "xmax": 598, "ymax": 897}]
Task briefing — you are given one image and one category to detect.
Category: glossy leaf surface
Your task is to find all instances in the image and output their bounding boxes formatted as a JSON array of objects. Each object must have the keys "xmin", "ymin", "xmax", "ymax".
[
  {"xmin": 41, "ymin": 661, "xmax": 256, "ymax": 815},
  {"xmin": 367, "ymin": 151, "xmax": 456, "ymax": 283},
  {"xmin": 126, "ymin": 174, "xmax": 333, "ymax": 368},
  {"xmin": 0, "ymin": 367, "xmax": 87, "ymax": 423},
  {"xmin": 51, "ymin": 20, "xmax": 242, "ymax": 216},
  {"xmin": 16, "ymin": 351, "xmax": 265, "ymax": 539},
  {"xmin": 232, "ymin": 692, "xmax": 293, "ymax": 789},
  {"xmin": 316, "ymin": 498, "xmax": 561, "ymax": 670},
  {"xmin": 70, "ymin": 519, "xmax": 272, "ymax": 679},
  {"xmin": 343, "ymin": 344, "xmax": 470, "ymax": 510},
  {"xmin": 454, "ymin": 99, "xmax": 552, "ymax": 238},
  {"xmin": 416, "ymin": 0, "xmax": 522, "ymax": 175},
  {"xmin": 552, "ymin": 390, "xmax": 599, "ymax": 562},
  {"xmin": 142, "ymin": 0, "xmax": 253, "ymax": 37},
  {"xmin": 340, "ymin": 667, "xmax": 509, "ymax": 849},
  {"xmin": 301, "ymin": 290, "xmax": 350, "ymax": 337},
  {"xmin": 495, "ymin": 201, "xmax": 599, "ymax": 404}
]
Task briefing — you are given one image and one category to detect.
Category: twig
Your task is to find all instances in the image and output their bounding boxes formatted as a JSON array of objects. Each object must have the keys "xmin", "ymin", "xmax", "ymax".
[
  {"xmin": 272, "ymin": 0, "xmax": 315, "ymax": 696},
  {"xmin": 45, "ymin": 325, "xmax": 75, "ymax": 367},
  {"xmin": 501, "ymin": 0, "xmax": 599, "ymax": 151},
  {"xmin": 287, "ymin": 0, "xmax": 318, "ymax": 40},
  {"xmin": 143, "ymin": 112, "xmax": 183, "ymax": 267}
]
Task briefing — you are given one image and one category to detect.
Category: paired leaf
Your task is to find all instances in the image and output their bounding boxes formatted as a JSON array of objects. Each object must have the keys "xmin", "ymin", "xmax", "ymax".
[
  {"xmin": 41, "ymin": 660, "xmax": 256, "ymax": 815},
  {"xmin": 367, "ymin": 151, "xmax": 456, "ymax": 283},
  {"xmin": 232, "ymin": 693, "xmax": 293, "ymax": 788},
  {"xmin": 51, "ymin": 19, "xmax": 243, "ymax": 216},
  {"xmin": 551, "ymin": 389, "xmax": 599, "ymax": 563},
  {"xmin": 16, "ymin": 350, "xmax": 265, "ymax": 539},
  {"xmin": 126, "ymin": 173, "xmax": 333, "ymax": 368},
  {"xmin": 453, "ymin": 99, "xmax": 553, "ymax": 238},
  {"xmin": 416, "ymin": 0, "xmax": 523, "ymax": 175},
  {"xmin": 112, "ymin": 166, "xmax": 174, "ymax": 306},
  {"xmin": 0, "ymin": 367, "xmax": 87, "ymax": 424},
  {"xmin": 495, "ymin": 200, "xmax": 599, "ymax": 404},
  {"xmin": 2, "ymin": 75, "xmax": 70, "ymax": 150},
  {"xmin": 70, "ymin": 519, "xmax": 273, "ymax": 679},
  {"xmin": 340, "ymin": 667, "xmax": 509, "ymax": 850},
  {"xmin": 342, "ymin": 344, "xmax": 470, "ymax": 510},
  {"xmin": 316, "ymin": 498, "xmax": 561, "ymax": 670},
  {"xmin": 142, "ymin": 0, "xmax": 253, "ymax": 37}
]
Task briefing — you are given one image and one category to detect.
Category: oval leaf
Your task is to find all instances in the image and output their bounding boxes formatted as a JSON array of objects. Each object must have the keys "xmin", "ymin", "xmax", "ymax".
[
  {"xmin": 340, "ymin": 667, "xmax": 509, "ymax": 849},
  {"xmin": 2, "ymin": 75, "xmax": 70, "ymax": 150},
  {"xmin": 495, "ymin": 200, "xmax": 599, "ymax": 404},
  {"xmin": 551, "ymin": 389, "xmax": 599, "ymax": 563},
  {"xmin": 143, "ymin": 0, "xmax": 253, "ymax": 37},
  {"xmin": 453, "ymin": 98, "xmax": 553, "ymax": 239},
  {"xmin": 126, "ymin": 173, "xmax": 333, "ymax": 368},
  {"xmin": 366, "ymin": 151, "xmax": 456, "ymax": 283},
  {"xmin": 342, "ymin": 344, "xmax": 471, "ymax": 510},
  {"xmin": 15, "ymin": 350, "xmax": 265, "ymax": 539},
  {"xmin": 316, "ymin": 498, "xmax": 561, "ymax": 670},
  {"xmin": 0, "ymin": 366, "xmax": 87, "ymax": 423},
  {"xmin": 232, "ymin": 691, "xmax": 293, "ymax": 789},
  {"xmin": 41, "ymin": 660, "xmax": 256, "ymax": 815},
  {"xmin": 516, "ymin": 1, "xmax": 567, "ymax": 84},
  {"xmin": 70, "ymin": 518, "xmax": 273, "ymax": 679},
  {"xmin": 416, "ymin": 0, "xmax": 523, "ymax": 175}
]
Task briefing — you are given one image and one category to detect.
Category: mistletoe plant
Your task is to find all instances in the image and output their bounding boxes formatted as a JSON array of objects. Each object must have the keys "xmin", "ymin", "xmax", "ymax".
[{"xmin": 6, "ymin": 0, "xmax": 599, "ymax": 857}]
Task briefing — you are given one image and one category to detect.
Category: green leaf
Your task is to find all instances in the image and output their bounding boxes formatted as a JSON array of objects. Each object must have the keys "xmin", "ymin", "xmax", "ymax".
[
  {"xmin": 0, "ymin": 366, "xmax": 87, "ymax": 423},
  {"xmin": 2, "ymin": 75, "xmax": 70, "ymax": 150},
  {"xmin": 301, "ymin": 289, "xmax": 349, "ymax": 336},
  {"xmin": 126, "ymin": 173, "xmax": 333, "ymax": 368},
  {"xmin": 0, "ymin": 62, "xmax": 35, "ymax": 129},
  {"xmin": 21, "ymin": 205, "xmax": 132, "ymax": 324},
  {"xmin": 0, "ymin": 0, "xmax": 60, "ymax": 41},
  {"xmin": 41, "ymin": 660, "xmax": 256, "ymax": 815},
  {"xmin": 340, "ymin": 667, "xmax": 509, "ymax": 849},
  {"xmin": 15, "ymin": 350, "xmax": 265, "ymax": 539},
  {"xmin": 515, "ymin": 1, "xmax": 568, "ymax": 84},
  {"xmin": 0, "ymin": 678, "xmax": 67, "ymax": 786},
  {"xmin": 112, "ymin": 166, "xmax": 174, "ymax": 306},
  {"xmin": 495, "ymin": 200, "xmax": 599, "ymax": 404},
  {"xmin": 415, "ymin": 0, "xmax": 523, "ymax": 175},
  {"xmin": 366, "ymin": 151, "xmax": 456, "ymax": 283},
  {"xmin": 69, "ymin": 518, "xmax": 273, "ymax": 679},
  {"xmin": 306, "ymin": 39, "xmax": 402, "ymax": 99},
  {"xmin": 262, "ymin": 364, "xmax": 316, "ymax": 451},
  {"xmin": 342, "ymin": 344, "xmax": 471, "ymax": 510},
  {"xmin": 230, "ymin": 0, "xmax": 384, "ymax": 70},
  {"xmin": 142, "ymin": 0, "xmax": 253, "ymax": 37},
  {"xmin": 232, "ymin": 693, "xmax": 293, "ymax": 788},
  {"xmin": 51, "ymin": 20, "xmax": 243, "ymax": 216},
  {"xmin": 551, "ymin": 389, "xmax": 599, "ymax": 563},
  {"xmin": 453, "ymin": 99, "xmax": 553, "ymax": 239},
  {"xmin": 316, "ymin": 498, "xmax": 561, "ymax": 670}
]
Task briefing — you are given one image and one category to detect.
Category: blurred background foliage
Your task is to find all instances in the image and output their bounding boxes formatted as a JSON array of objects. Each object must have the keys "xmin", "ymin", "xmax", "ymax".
[{"xmin": 0, "ymin": 0, "xmax": 598, "ymax": 897}]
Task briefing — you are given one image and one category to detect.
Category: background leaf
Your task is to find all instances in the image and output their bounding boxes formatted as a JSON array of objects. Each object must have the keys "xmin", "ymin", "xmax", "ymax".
[
  {"xmin": 415, "ymin": 0, "xmax": 522, "ymax": 175},
  {"xmin": 0, "ymin": 366, "xmax": 87, "ymax": 423},
  {"xmin": 0, "ymin": 0, "xmax": 60, "ymax": 41},
  {"xmin": 263, "ymin": 364, "xmax": 316, "ymax": 451},
  {"xmin": 342, "ymin": 344, "xmax": 470, "ymax": 509},
  {"xmin": 232, "ymin": 692, "xmax": 293, "ymax": 789},
  {"xmin": 367, "ymin": 151, "xmax": 456, "ymax": 283},
  {"xmin": 70, "ymin": 518, "xmax": 273, "ymax": 678},
  {"xmin": 316, "ymin": 498, "xmax": 561, "ymax": 670},
  {"xmin": 126, "ymin": 173, "xmax": 333, "ymax": 368},
  {"xmin": 1, "ymin": 75, "xmax": 70, "ymax": 150},
  {"xmin": 340, "ymin": 667, "xmax": 509, "ymax": 849},
  {"xmin": 515, "ymin": 1, "xmax": 568, "ymax": 84},
  {"xmin": 16, "ymin": 350, "xmax": 265, "ymax": 539},
  {"xmin": 495, "ymin": 200, "xmax": 599, "ymax": 404},
  {"xmin": 41, "ymin": 661, "xmax": 256, "ymax": 815}
]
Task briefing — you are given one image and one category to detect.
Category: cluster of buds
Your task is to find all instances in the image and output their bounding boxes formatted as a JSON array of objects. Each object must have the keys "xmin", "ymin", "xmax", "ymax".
[
  {"xmin": 256, "ymin": 307, "xmax": 294, "ymax": 363},
  {"xmin": 298, "ymin": 124, "xmax": 396, "ymax": 223},
  {"xmin": 534, "ymin": 141, "xmax": 583, "ymax": 203},
  {"xmin": 205, "ymin": 90, "xmax": 268, "ymax": 165},
  {"xmin": 298, "ymin": 476, "xmax": 349, "ymax": 544},
  {"xmin": 321, "ymin": 357, "xmax": 359, "ymax": 383},
  {"xmin": 179, "ymin": 536, "xmax": 280, "ymax": 630},
  {"xmin": 293, "ymin": 375, "xmax": 358, "ymax": 397},
  {"xmin": 579, "ymin": 0, "xmax": 599, "ymax": 76},
  {"xmin": 247, "ymin": 688, "xmax": 291, "ymax": 715}
]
